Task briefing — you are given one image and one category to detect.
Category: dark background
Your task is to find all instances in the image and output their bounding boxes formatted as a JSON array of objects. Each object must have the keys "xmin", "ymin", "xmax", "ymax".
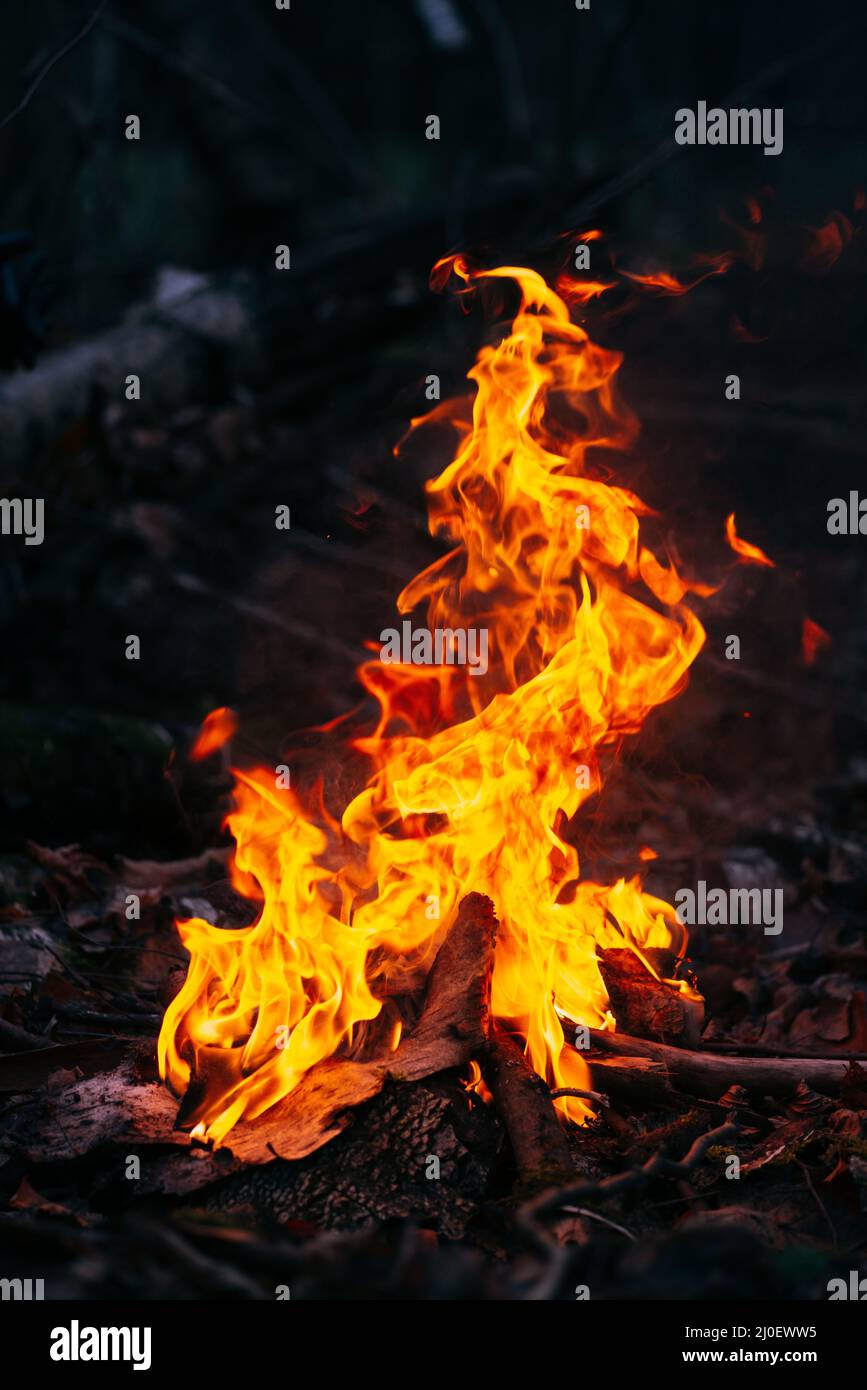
[{"xmin": 0, "ymin": 0, "xmax": 864, "ymax": 855}]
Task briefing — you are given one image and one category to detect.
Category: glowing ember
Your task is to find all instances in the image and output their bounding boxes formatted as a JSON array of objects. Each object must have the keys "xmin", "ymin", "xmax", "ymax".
[{"xmin": 159, "ymin": 257, "xmax": 711, "ymax": 1144}]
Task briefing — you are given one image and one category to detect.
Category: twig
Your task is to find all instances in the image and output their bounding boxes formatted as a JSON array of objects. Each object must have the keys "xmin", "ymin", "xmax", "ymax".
[
  {"xmin": 518, "ymin": 1118, "xmax": 740, "ymax": 1256},
  {"xmin": 561, "ymin": 1206, "xmax": 636, "ymax": 1242},
  {"xmin": 237, "ymin": 1, "xmax": 385, "ymax": 193},
  {"xmin": 170, "ymin": 570, "xmax": 362, "ymax": 665},
  {"xmin": 52, "ymin": 1003, "xmax": 160, "ymax": 1029},
  {"xmin": 584, "ymin": 1028, "xmax": 857, "ymax": 1099},
  {"xmin": 796, "ymin": 1158, "xmax": 837, "ymax": 1247},
  {"xmin": 39, "ymin": 939, "xmax": 92, "ymax": 992},
  {"xmin": 549, "ymin": 1086, "xmax": 609, "ymax": 1108},
  {"xmin": 105, "ymin": 15, "xmax": 290, "ymax": 143},
  {"xmin": 0, "ymin": 0, "xmax": 108, "ymax": 135},
  {"xmin": 468, "ymin": 0, "xmax": 532, "ymax": 138}
]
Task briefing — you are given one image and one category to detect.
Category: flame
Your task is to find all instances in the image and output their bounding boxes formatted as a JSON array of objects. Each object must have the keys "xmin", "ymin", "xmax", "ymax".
[
  {"xmin": 725, "ymin": 513, "xmax": 775, "ymax": 568},
  {"xmin": 621, "ymin": 263, "xmax": 731, "ymax": 297},
  {"xmin": 464, "ymin": 1059, "xmax": 493, "ymax": 1104},
  {"xmin": 159, "ymin": 260, "xmax": 710, "ymax": 1143},
  {"xmin": 190, "ymin": 706, "xmax": 238, "ymax": 761}
]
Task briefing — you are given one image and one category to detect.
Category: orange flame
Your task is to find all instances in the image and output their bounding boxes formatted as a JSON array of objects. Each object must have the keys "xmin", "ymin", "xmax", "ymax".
[
  {"xmin": 621, "ymin": 263, "xmax": 731, "ymax": 296},
  {"xmin": 190, "ymin": 706, "xmax": 238, "ymax": 761},
  {"xmin": 725, "ymin": 513, "xmax": 775, "ymax": 568},
  {"xmin": 159, "ymin": 262, "xmax": 710, "ymax": 1143},
  {"xmin": 464, "ymin": 1059, "xmax": 493, "ymax": 1104}
]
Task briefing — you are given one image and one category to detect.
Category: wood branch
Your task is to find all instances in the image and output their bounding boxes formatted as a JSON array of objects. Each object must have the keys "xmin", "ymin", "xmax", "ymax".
[
  {"xmin": 520, "ymin": 1117, "xmax": 741, "ymax": 1238},
  {"xmin": 585, "ymin": 1029, "xmax": 856, "ymax": 1100},
  {"xmin": 484, "ymin": 1028, "xmax": 573, "ymax": 1186},
  {"xmin": 583, "ymin": 1055, "xmax": 679, "ymax": 1108}
]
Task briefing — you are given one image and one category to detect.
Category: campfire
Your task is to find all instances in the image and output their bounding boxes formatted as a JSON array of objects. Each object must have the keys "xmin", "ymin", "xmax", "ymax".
[
  {"xmin": 3, "ymin": 215, "xmax": 866, "ymax": 1307},
  {"xmin": 159, "ymin": 254, "xmax": 714, "ymax": 1147},
  {"xmin": 3, "ymin": 0, "xmax": 867, "ymax": 1323}
]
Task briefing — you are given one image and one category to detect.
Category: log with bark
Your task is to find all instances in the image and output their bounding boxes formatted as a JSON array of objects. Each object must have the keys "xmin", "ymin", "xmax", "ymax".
[
  {"xmin": 584, "ymin": 1028, "xmax": 857, "ymax": 1103},
  {"xmin": 484, "ymin": 1028, "xmax": 574, "ymax": 1186},
  {"xmin": 597, "ymin": 946, "xmax": 704, "ymax": 1044}
]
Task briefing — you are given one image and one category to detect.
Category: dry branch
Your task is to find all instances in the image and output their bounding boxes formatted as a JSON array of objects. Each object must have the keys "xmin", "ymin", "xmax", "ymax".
[
  {"xmin": 585, "ymin": 1029, "xmax": 856, "ymax": 1100},
  {"xmin": 519, "ymin": 1116, "xmax": 742, "ymax": 1246}
]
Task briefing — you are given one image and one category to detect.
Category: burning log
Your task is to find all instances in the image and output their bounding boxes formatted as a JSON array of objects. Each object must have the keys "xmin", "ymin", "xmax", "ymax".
[
  {"xmin": 597, "ymin": 947, "xmax": 704, "ymax": 1044},
  {"xmin": 484, "ymin": 1030, "xmax": 574, "ymax": 1186},
  {"xmin": 393, "ymin": 891, "xmax": 496, "ymax": 1080},
  {"xmin": 222, "ymin": 892, "xmax": 497, "ymax": 1164}
]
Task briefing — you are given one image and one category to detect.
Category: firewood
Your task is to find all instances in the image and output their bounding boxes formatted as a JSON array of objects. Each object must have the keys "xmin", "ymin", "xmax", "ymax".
[
  {"xmin": 484, "ymin": 1029, "xmax": 573, "ymax": 1186},
  {"xmin": 585, "ymin": 1028, "xmax": 856, "ymax": 1100},
  {"xmin": 1, "ymin": 1049, "xmax": 190, "ymax": 1163},
  {"xmin": 394, "ymin": 891, "xmax": 496, "ymax": 1080},
  {"xmin": 583, "ymin": 1055, "xmax": 679, "ymax": 1108},
  {"xmin": 224, "ymin": 891, "xmax": 498, "ymax": 1164},
  {"xmin": 597, "ymin": 947, "xmax": 704, "ymax": 1043},
  {"xmin": 205, "ymin": 1078, "xmax": 501, "ymax": 1235}
]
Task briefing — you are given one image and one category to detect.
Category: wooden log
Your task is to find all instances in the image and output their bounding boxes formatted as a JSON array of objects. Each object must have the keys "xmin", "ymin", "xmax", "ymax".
[
  {"xmin": 485, "ymin": 1029, "xmax": 573, "ymax": 1186},
  {"xmin": 597, "ymin": 947, "xmax": 704, "ymax": 1044},
  {"xmin": 394, "ymin": 891, "xmax": 496, "ymax": 1080},
  {"xmin": 584, "ymin": 1055, "xmax": 679, "ymax": 1108},
  {"xmin": 585, "ymin": 1028, "xmax": 855, "ymax": 1100}
]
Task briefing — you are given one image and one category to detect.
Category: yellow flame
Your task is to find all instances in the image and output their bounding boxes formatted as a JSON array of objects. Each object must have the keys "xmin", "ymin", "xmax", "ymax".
[{"xmin": 159, "ymin": 261, "xmax": 707, "ymax": 1141}]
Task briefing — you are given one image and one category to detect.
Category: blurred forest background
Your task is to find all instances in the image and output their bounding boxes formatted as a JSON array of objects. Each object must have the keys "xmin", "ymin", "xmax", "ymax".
[
  {"xmin": 1, "ymin": 0, "xmax": 864, "ymax": 327},
  {"xmin": 0, "ymin": 0, "xmax": 865, "ymax": 854}
]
